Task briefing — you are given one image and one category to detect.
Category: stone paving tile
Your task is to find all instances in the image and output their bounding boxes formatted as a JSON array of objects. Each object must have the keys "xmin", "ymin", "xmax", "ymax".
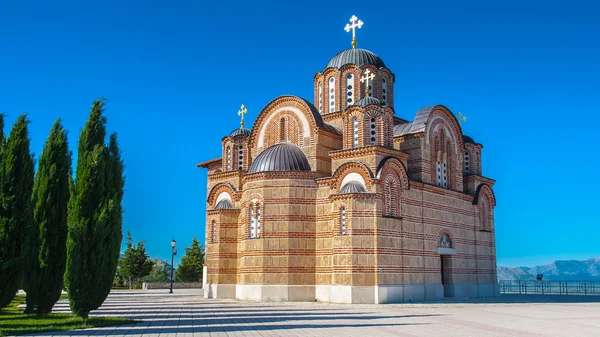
[{"xmin": 22, "ymin": 290, "xmax": 600, "ymax": 337}]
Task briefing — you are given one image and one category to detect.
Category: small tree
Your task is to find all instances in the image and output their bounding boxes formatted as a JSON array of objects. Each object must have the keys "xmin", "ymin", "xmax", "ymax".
[
  {"xmin": 23, "ymin": 120, "xmax": 72, "ymax": 315},
  {"xmin": 0, "ymin": 115, "xmax": 35, "ymax": 310},
  {"xmin": 175, "ymin": 237, "xmax": 204, "ymax": 282},
  {"xmin": 120, "ymin": 232, "xmax": 154, "ymax": 289}
]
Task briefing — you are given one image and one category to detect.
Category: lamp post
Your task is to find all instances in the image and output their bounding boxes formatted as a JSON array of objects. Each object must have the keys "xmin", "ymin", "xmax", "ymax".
[{"xmin": 170, "ymin": 238, "xmax": 177, "ymax": 293}]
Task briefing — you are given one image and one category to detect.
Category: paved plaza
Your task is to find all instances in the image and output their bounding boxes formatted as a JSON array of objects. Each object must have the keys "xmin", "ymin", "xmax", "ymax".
[{"xmin": 31, "ymin": 289, "xmax": 600, "ymax": 337}]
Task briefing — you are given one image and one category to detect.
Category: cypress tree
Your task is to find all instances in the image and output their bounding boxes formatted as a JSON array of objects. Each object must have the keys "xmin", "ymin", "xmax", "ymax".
[
  {"xmin": 23, "ymin": 120, "xmax": 72, "ymax": 314},
  {"xmin": 65, "ymin": 99, "xmax": 124, "ymax": 319},
  {"xmin": 0, "ymin": 115, "xmax": 35, "ymax": 309}
]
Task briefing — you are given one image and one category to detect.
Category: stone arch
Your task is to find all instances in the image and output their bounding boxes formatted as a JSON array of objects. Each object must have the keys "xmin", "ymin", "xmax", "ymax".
[
  {"xmin": 473, "ymin": 184, "xmax": 497, "ymax": 206},
  {"xmin": 207, "ymin": 182, "xmax": 238, "ymax": 207},
  {"xmin": 330, "ymin": 161, "xmax": 374, "ymax": 192},
  {"xmin": 474, "ymin": 184, "xmax": 496, "ymax": 231},
  {"xmin": 377, "ymin": 157, "xmax": 409, "ymax": 218},
  {"xmin": 250, "ymin": 96, "xmax": 324, "ymax": 151},
  {"xmin": 376, "ymin": 157, "xmax": 410, "ymax": 190}
]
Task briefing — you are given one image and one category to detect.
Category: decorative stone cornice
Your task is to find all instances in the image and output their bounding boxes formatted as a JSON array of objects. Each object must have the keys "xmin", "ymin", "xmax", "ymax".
[
  {"xmin": 329, "ymin": 192, "xmax": 378, "ymax": 201},
  {"xmin": 209, "ymin": 170, "xmax": 246, "ymax": 182},
  {"xmin": 330, "ymin": 146, "xmax": 409, "ymax": 161},
  {"xmin": 207, "ymin": 208, "xmax": 241, "ymax": 215},
  {"xmin": 242, "ymin": 171, "xmax": 316, "ymax": 184}
]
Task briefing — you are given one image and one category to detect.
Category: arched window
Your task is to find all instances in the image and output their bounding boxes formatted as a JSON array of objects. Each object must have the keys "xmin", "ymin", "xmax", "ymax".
[
  {"xmin": 352, "ymin": 117, "xmax": 359, "ymax": 148},
  {"xmin": 435, "ymin": 130, "xmax": 450, "ymax": 189},
  {"xmin": 225, "ymin": 146, "xmax": 231, "ymax": 171},
  {"xmin": 369, "ymin": 117, "xmax": 377, "ymax": 145},
  {"xmin": 328, "ymin": 77, "xmax": 336, "ymax": 112},
  {"xmin": 464, "ymin": 151, "xmax": 470, "ymax": 175},
  {"xmin": 237, "ymin": 145, "xmax": 244, "ymax": 170},
  {"xmin": 318, "ymin": 82, "xmax": 323, "ymax": 113},
  {"xmin": 346, "ymin": 73, "xmax": 354, "ymax": 106},
  {"xmin": 249, "ymin": 204, "xmax": 261, "ymax": 238},
  {"xmin": 211, "ymin": 220, "xmax": 217, "ymax": 244},
  {"xmin": 479, "ymin": 196, "xmax": 491, "ymax": 231},
  {"xmin": 256, "ymin": 204, "xmax": 261, "ymax": 237},
  {"xmin": 384, "ymin": 175, "xmax": 399, "ymax": 217},
  {"xmin": 279, "ymin": 118, "xmax": 286, "ymax": 142},
  {"xmin": 382, "ymin": 78, "xmax": 388, "ymax": 106},
  {"xmin": 340, "ymin": 207, "xmax": 347, "ymax": 235}
]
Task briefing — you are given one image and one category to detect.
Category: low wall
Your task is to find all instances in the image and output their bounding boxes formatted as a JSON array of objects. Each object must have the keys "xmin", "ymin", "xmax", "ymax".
[{"xmin": 143, "ymin": 282, "xmax": 203, "ymax": 290}]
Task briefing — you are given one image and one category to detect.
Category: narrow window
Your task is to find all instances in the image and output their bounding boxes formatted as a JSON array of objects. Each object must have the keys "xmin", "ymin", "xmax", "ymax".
[
  {"xmin": 436, "ymin": 151, "xmax": 442, "ymax": 187},
  {"xmin": 211, "ymin": 220, "xmax": 217, "ymax": 244},
  {"xmin": 250, "ymin": 205, "xmax": 256, "ymax": 238},
  {"xmin": 352, "ymin": 118, "xmax": 359, "ymax": 148},
  {"xmin": 279, "ymin": 118, "xmax": 286, "ymax": 142},
  {"xmin": 256, "ymin": 204, "xmax": 261, "ymax": 238},
  {"xmin": 384, "ymin": 176, "xmax": 398, "ymax": 217},
  {"xmin": 328, "ymin": 77, "xmax": 336, "ymax": 112},
  {"xmin": 318, "ymin": 82, "xmax": 323, "ymax": 113},
  {"xmin": 346, "ymin": 73, "xmax": 354, "ymax": 106},
  {"xmin": 442, "ymin": 154, "xmax": 448, "ymax": 188},
  {"xmin": 340, "ymin": 207, "xmax": 346, "ymax": 235},
  {"xmin": 464, "ymin": 151, "xmax": 470, "ymax": 175},
  {"xmin": 369, "ymin": 117, "xmax": 377, "ymax": 145},
  {"xmin": 238, "ymin": 145, "xmax": 244, "ymax": 170},
  {"xmin": 382, "ymin": 78, "xmax": 387, "ymax": 106},
  {"xmin": 226, "ymin": 146, "xmax": 231, "ymax": 171}
]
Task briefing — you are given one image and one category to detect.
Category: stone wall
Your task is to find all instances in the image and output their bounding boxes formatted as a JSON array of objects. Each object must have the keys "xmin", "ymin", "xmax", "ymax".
[{"xmin": 142, "ymin": 282, "xmax": 202, "ymax": 290}]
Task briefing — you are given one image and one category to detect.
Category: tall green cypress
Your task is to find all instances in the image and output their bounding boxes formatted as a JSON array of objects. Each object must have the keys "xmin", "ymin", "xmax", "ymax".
[
  {"xmin": 65, "ymin": 99, "xmax": 124, "ymax": 319},
  {"xmin": 0, "ymin": 115, "xmax": 35, "ymax": 309},
  {"xmin": 23, "ymin": 120, "xmax": 72, "ymax": 314}
]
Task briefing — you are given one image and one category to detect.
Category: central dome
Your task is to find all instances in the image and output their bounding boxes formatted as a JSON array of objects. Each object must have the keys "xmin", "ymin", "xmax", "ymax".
[
  {"xmin": 248, "ymin": 143, "xmax": 311, "ymax": 174},
  {"xmin": 326, "ymin": 48, "xmax": 386, "ymax": 69}
]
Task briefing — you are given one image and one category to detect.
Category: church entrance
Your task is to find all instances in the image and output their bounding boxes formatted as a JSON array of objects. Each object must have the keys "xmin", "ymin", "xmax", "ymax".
[{"xmin": 440, "ymin": 255, "xmax": 451, "ymax": 297}]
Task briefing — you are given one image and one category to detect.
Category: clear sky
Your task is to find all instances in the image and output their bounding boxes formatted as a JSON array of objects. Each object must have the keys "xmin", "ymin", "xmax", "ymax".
[{"xmin": 1, "ymin": 0, "xmax": 599, "ymax": 268}]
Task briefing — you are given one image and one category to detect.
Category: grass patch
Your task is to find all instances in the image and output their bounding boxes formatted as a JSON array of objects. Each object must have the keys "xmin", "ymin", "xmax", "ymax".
[{"xmin": 0, "ymin": 295, "xmax": 135, "ymax": 336}]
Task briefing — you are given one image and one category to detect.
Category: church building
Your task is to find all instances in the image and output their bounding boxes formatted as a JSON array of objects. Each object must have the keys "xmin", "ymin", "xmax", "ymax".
[{"xmin": 197, "ymin": 16, "xmax": 499, "ymax": 303}]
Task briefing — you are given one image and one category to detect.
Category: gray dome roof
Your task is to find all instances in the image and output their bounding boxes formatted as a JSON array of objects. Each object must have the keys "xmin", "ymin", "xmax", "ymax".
[
  {"xmin": 229, "ymin": 127, "xmax": 251, "ymax": 138},
  {"xmin": 463, "ymin": 135, "xmax": 475, "ymax": 144},
  {"xmin": 339, "ymin": 181, "xmax": 367, "ymax": 194},
  {"xmin": 214, "ymin": 199, "xmax": 233, "ymax": 210},
  {"xmin": 326, "ymin": 48, "xmax": 386, "ymax": 69},
  {"xmin": 248, "ymin": 143, "xmax": 311, "ymax": 174},
  {"xmin": 353, "ymin": 96, "xmax": 382, "ymax": 107}
]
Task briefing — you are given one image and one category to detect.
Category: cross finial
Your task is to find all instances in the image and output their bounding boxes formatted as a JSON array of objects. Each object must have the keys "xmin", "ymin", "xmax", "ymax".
[
  {"xmin": 344, "ymin": 15, "xmax": 364, "ymax": 49},
  {"xmin": 457, "ymin": 112, "xmax": 467, "ymax": 125},
  {"xmin": 238, "ymin": 104, "xmax": 247, "ymax": 128},
  {"xmin": 360, "ymin": 69, "xmax": 376, "ymax": 97}
]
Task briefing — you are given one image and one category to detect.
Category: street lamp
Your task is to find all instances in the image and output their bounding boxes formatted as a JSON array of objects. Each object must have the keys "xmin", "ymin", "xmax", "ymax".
[{"xmin": 170, "ymin": 239, "xmax": 177, "ymax": 293}]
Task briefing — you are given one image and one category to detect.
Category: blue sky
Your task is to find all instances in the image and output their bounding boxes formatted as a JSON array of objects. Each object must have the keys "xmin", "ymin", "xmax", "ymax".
[{"xmin": 1, "ymin": 0, "xmax": 598, "ymax": 268}]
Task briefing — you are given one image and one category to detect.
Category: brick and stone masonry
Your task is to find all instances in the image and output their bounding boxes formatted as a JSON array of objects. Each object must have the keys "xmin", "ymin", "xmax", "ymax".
[{"xmin": 197, "ymin": 40, "xmax": 498, "ymax": 304}]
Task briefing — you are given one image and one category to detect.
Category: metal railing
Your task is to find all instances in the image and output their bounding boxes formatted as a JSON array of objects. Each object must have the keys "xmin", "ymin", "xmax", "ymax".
[{"xmin": 499, "ymin": 280, "xmax": 600, "ymax": 295}]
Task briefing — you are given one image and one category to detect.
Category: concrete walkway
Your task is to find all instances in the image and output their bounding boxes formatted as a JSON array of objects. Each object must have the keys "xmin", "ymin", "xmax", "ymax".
[{"xmin": 32, "ymin": 289, "xmax": 600, "ymax": 337}]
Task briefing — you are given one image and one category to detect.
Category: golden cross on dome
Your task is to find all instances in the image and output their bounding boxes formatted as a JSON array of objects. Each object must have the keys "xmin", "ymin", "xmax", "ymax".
[
  {"xmin": 458, "ymin": 112, "xmax": 467, "ymax": 125},
  {"xmin": 344, "ymin": 15, "xmax": 364, "ymax": 49},
  {"xmin": 360, "ymin": 69, "xmax": 376, "ymax": 96},
  {"xmin": 238, "ymin": 104, "xmax": 247, "ymax": 128}
]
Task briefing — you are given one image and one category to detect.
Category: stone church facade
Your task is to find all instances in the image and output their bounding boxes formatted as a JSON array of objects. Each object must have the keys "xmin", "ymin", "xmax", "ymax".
[{"xmin": 198, "ymin": 23, "xmax": 498, "ymax": 304}]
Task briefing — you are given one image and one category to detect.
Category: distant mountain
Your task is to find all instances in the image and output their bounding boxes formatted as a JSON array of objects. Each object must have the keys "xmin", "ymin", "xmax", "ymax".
[{"xmin": 498, "ymin": 257, "xmax": 600, "ymax": 281}]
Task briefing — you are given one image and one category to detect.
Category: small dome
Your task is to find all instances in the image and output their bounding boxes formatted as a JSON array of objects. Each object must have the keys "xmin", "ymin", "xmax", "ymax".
[
  {"xmin": 353, "ymin": 96, "xmax": 382, "ymax": 107},
  {"xmin": 248, "ymin": 143, "xmax": 311, "ymax": 174},
  {"xmin": 463, "ymin": 135, "xmax": 475, "ymax": 144},
  {"xmin": 340, "ymin": 181, "xmax": 367, "ymax": 194},
  {"xmin": 229, "ymin": 127, "xmax": 251, "ymax": 138},
  {"xmin": 215, "ymin": 199, "xmax": 233, "ymax": 210},
  {"xmin": 326, "ymin": 48, "xmax": 386, "ymax": 69}
]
